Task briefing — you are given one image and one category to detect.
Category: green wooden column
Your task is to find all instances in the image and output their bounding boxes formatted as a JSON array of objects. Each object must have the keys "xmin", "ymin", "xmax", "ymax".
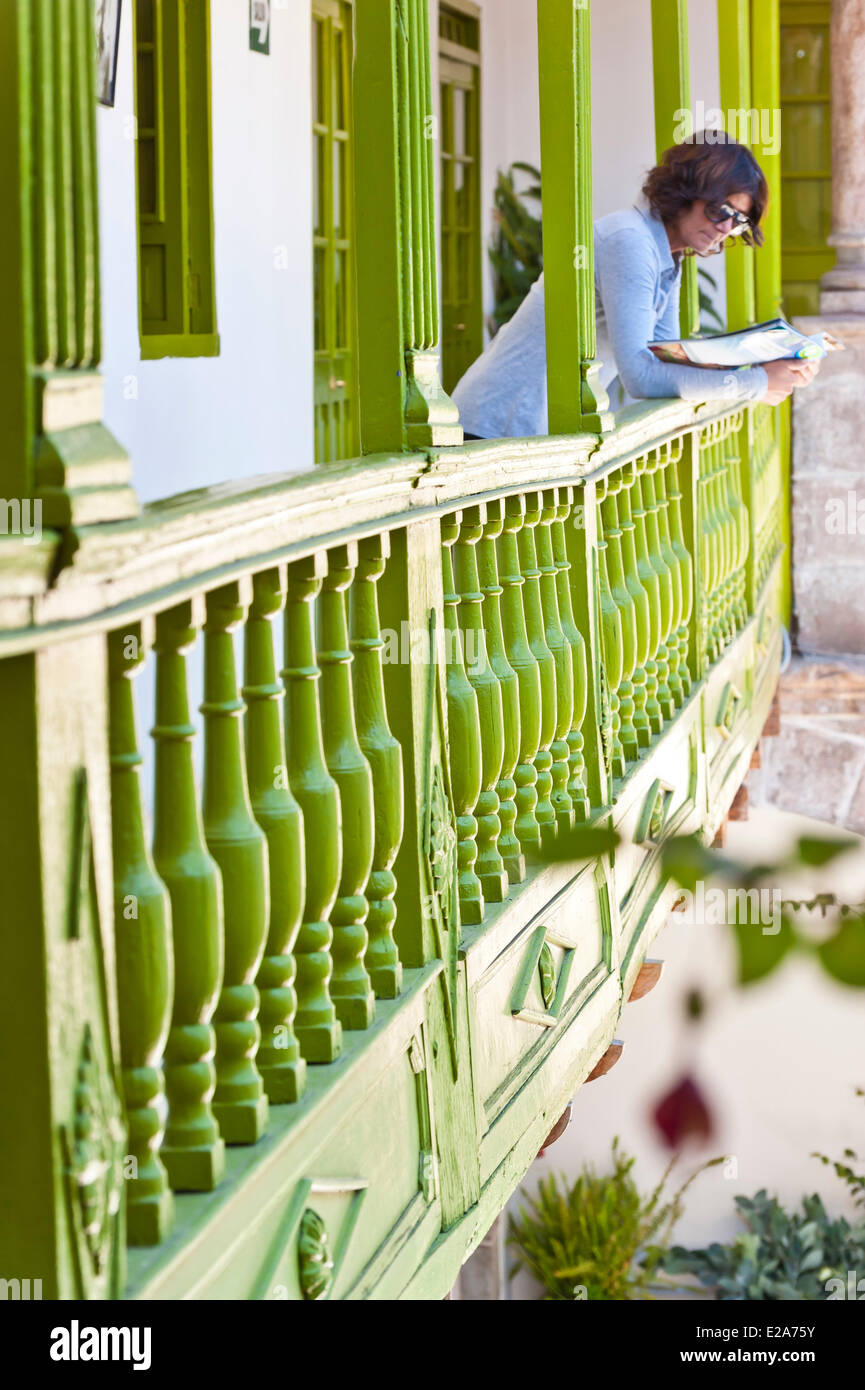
[
  {"xmin": 244, "ymin": 568, "xmax": 307, "ymax": 1104},
  {"xmin": 202, "ymin": 583, "xmax": 270, "ymax": 1145},
  {"xmin": 718, "ymin": 0, "xmax": 757, "ymax": 329},
  {"xmin": 152, "ymin": 601, "xmax": 225, "ymax": 1192},
  {"xmin": 283, "ymin": 555, "xmax": 342, "ymax": 1062},
  {"xmin": 751, "ymin": 0, "xmax": 782, "ymax": 322},
  {"xmin": 537, "ymin": 0, "xmax": 612, "ymax": 435},
  {"xmin": 651, "ymin": 0, "xmax": 699, "ymax": 336},
  {"xmin": 108, "ymin": 624, "xmax": 174, "ymax": 1245},
  {"xmin": 318, "ymin": 544, "xmax": 376, "ymax": 1030},
  {"xmin": 353, "ymin": 0, "xmax": 461, "ymax": 452},
  {"xmin": 350, "ymin": 535, "xmax": 404, "ymax": 1000},
  {"xmin": 0, "ymin": 0, "xmax": 137, "ymax": 526}
]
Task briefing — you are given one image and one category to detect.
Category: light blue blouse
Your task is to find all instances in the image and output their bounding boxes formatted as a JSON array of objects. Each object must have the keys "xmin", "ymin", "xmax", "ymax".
[{"xmin": 451, "ymin": 196, "xmax": 768, "ymax": 438}]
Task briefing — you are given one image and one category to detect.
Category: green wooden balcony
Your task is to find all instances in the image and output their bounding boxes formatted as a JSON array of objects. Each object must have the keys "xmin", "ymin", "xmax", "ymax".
[
  {"xmin": 0, "ymin": 0, "xmax": 788, "ymax": 1301},
  {"xmin": 0, "ymin": 395, "xmax": 784, "ymax": 1300}
]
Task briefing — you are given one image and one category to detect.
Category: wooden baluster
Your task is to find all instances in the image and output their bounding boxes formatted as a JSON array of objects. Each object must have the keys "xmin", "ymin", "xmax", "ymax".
[
  {"xmin": 441, "ymin": 516, "xmax": 484, "ymax": 924},
  {"xmin": 665, "ymin": 455, "xmax": 694, "ymax": 699},
  {"xmin": 203, "ymin": 582, "xmax": 270, "ymax": 1144},
  {"xmin": 600, "ymin": 486, "xmax": 637, "ymax": 773},
  {"xmin": 283, "ymin": 556, "xmax": 342, "ymax": 1061},
  {"xmin": 552, "ymin": 490, "xmax": 590, "ymax": 820},
  {"xmin": 244, "ymin": 568, "xmax": 306, "ymax": 1104},
  {"xmin": 318, "ymin": 544, "xmax": 376, "ymax": 1029},
  {"xmin": 478, "ymin": 501, "xmax": 525, "ymax": 883},
  {"xmin": 616, "ymin": 468, "xmax": 652, "ymax": 753},
  {"xmin": 109, "ymin": 622, "xmax": 174, "ymax": 1243},
  {"xmin": 537, "ymin": 489, "xmax": 574, "ymax": 830},
  {"xmin": 639, "ymin": 467, "xmax": 675, "ymax": 722},
  {"xmin": 596, "ymin": 483, "xmax": 624, "ymax": 779},
  {"xmin": 453, "ymin": 508, "xmax": 508, "ymax": 904},
  {"xmin": 518, "ymin": 490, "xmax": 558, "ymax": 846},
  {"xmin": 653, "ymin": 456, "xmax": 684, "ymax": 709},
  {"xmin": 152, "ymin": 601, "xmax": 225, "ymax": 1191},
  {"xmin": 632, "ymin": 468, "xmax": 664, "ymax": 733},
  {"xmin": 350, "ymin": 535, "xmax": 404, "ymax": 999},
  {"xmin": 498, "ymin": 495, "xmax": 542, "ymax": 855}
]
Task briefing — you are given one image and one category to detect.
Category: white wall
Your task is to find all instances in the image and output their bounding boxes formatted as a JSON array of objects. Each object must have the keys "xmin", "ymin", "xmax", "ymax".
[
  {"xmin": 97, "ymin": 0, "xmax": 313, "ymax": 503},
  {"xmin": 508, "ymin": 807, "xmax": 865, "ymax": 1299}
]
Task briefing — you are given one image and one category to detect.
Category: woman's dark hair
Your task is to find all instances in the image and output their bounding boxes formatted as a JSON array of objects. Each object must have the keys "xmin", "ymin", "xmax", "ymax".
[{"xmin": 642, "ymin": 132, "xmax": 768, "ymax": 248}]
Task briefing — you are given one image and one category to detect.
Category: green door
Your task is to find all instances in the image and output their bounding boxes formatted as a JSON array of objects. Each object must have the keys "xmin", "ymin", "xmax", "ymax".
[
  {"xmin": 313, "ymin": 0, "xmax": 358, "ymax": 463},
  {"xmin": 779, "ymin": 0, "xmax": 835, "ymax": 316},
  {"xmin": 439, "ymin": 4, "xmax": 483, "ymax": 394}
]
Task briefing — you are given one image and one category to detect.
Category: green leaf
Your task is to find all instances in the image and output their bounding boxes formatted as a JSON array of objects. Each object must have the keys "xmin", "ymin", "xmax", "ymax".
[
  {"xmin": 733, "ymin": 912, "xmax": 795, "ymax": 985},
  {"xmin": 818, "ymin": 915, "xmax": 865, "ymax": 987},
  {"xmin": 794, "ymin": 835, "xmax": 860, "ymax": 867}
]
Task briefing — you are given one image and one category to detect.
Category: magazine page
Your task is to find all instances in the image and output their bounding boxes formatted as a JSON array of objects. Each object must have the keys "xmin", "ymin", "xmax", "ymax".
[{"xmin": 649, "ymin": 319, "xmax": 842, "ymax": 369}]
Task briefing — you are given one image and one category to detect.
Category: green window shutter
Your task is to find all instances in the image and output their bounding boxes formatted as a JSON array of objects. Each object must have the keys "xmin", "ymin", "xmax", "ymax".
[
  {"xmin": 134, "ymin": 0, "xmax": 219, "ymax": 358},
  {"xmin": 312, "ymin": 0, "xmax": 359, "ymax": 464},
  {"xmin": 439, "ymin": 3, "xmax": 483, "ymax": 395}
]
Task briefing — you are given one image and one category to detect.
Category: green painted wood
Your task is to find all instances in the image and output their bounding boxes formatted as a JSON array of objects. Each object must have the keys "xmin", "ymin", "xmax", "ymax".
[
  {"xmin": 318, "ymin": 544, "xmax": 376, "ymax": 1029},
  {"xmin": 599, "ymin": 485, "xmax": 637, "ymax": 775},
  {"xmin": 518, "ymin": 493, "xmax": 558, "ymax": 845},
  {"xmin": 614, "ymin": 474, "xmax": 651, "ymax": 759},
  {"xmin": 152, "ymin": 601, "xmax": 225, "ymax": 1192},
  {"xmin": 108, "ymin": 623, "xmax": 174, "ymax": 1244},
  {"xmin": 350, "ymin": 534, "xmax": 404, "ymax": 999},
  {"xmin": 718, "ymin": 0, "xmax": 757, "ymax": 329},
  {"xmin": 441, "ymin": 516, "xmax": 484, "ymax": 924},
  {"xmin": 536, "ymin": 490, "xmax": 574, "ymax": 830},
  {"xmin": 202, "ymin": 582, "xmax": 270, "ymax": 1144},
  {"xmin": 751, "ymin": 0, "xmax": 783, "ymax": 322},
  {"xmin": 497, "ymin": 496, "xmax": 542, "ymax": 852},
  {"xmin": 243, "ymin": 568, "xmax": 307, "ymax": 1104},
  {"xmin": 477, "ymin": 501, "xmax": 525, "ymax": 883},
  {"xmin": 312, "ymin": 0, "xmax": 360, "ymax": 463},
  {"xmin": 282, "ymin": 555, "xmax": 342, "ymax": 1061},
  {"xmin": 453, "ymin": 507, "xmax": 508, "ymax": 904},
  {"xmin": 596, "ymin": 495, "xmax": 624, "ymax": 779},
  {"xmin": 779, "ymin": 0, "xmax": 834, "ymax": 317},
  {"xmin": 650, "ymin": 0, "xmax": 699, "ymax": 337},
  {"xmin": 630, "ymin": 473, "xmax": 664, "ymax": 739},
  {"xmin": 438, "ymin": 7, "xmax": 484, "ymax": 393},
  {"xmin": 551, "ymin": 491, "xmax": 591, "ymax": 821},
  {"xmin": 133, "ymin": 0, "xmax": 219, "ymax": 358},
  {"xmin": 640, "ymin": 467, "xmax": 676, "ymax": 721},
  {"xmin": 537, "ymin": 0, "xmax": 612, "ymax": 434},
  {"xmin": 660, "ymin": 450, "xmax": 694, "ymax": 701},
  {"xmin": 353, "ymin": 0, "xmax": 461, "ymax": 452}
]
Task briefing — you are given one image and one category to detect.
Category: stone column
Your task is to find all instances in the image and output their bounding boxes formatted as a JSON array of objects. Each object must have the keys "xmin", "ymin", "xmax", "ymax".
[
  {"xmin": 820, "ymin": 0, "xmax": 865, "ymax": 311},
  {"xmin": 791, "ymin": 0, "xmax": 865, "ymax": 656}
]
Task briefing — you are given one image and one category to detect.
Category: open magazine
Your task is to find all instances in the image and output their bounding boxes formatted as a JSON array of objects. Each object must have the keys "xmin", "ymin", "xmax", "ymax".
[{"xmin": 649, "ymin": 317, "xmax": 845, "ymax": 369}]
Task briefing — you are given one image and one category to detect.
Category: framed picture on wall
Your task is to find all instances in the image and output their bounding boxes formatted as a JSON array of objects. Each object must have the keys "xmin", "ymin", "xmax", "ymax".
[
  {"xmin": 95, "ymin": 0, "xmax": 122, "ymax": 107},
  {"xmin": 250, "ymin": 0, "xmax": 271, "ymax": 55}
]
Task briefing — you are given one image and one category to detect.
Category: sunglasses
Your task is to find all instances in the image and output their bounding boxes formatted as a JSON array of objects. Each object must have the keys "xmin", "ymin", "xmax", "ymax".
[{"xmin": 704, "ymin": 200, "xmax": 752, "ymax": 236}]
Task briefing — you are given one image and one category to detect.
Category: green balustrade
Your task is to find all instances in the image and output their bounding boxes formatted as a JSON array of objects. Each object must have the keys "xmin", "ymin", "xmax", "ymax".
[
  {"xmin": 108, "ymin": 623, "xmax": 174, "ymax": 1244},
  {"xmin": 664, "ymin": 453, "xmax": 694, "ymax": 700},
  {"xmin": 616, "ymin": 470, "xmax": 653, "ymax": 754},
  {"xmin": 441, "ymin": 515, "xmax": 484, "ymax": 924},
  {"xmin": 497, "ymin": 496, "xmax": 542, "ymax": 854},
  {"xmin": 318, "ymin": 544, "xmax": 376, "ymax": 1029},
  {"xmin": 244, "ymin": 568, "xmax": 307, "ymax": 1104},
  {"xmin": 651, "ymin": 456, "xmax": 685, "ymax": 712},
  {"xmin": 599, "ymin": 484, "xmax": 637, "ymax": 776},
  {"xmin": 350, "ymin": 534, "xmax": 404, "ymax": 1000},
  {"xmin": 283, "ymin": 556, "xmax": 342, "ymax": 1063},
  {"xmin": 551, "ymin": 490, "xmax": 591, "ymax": 820},
  {"xmin": 596, "ymin": 483, "xmax": 624, "ymax": 778},
  {"xmin": 478, "ymin": 501, "xmax": 525, "ymax": 883},
  {"xmin": 453, "ymin": 507, "xmax": 509, "ymax": 905},
  {"xmin": 631, "ymin": 469, "xmax": 664, "ymax": 735},
  {"xmin": 518, "ymin": 492, "xmax": 558, "ymax": 845},
  {"xmin": 151, "ymin": 601, "xmax": 225, "ymax": 1192},
  {"xmin": 639, "ymin": 466, "xmax": 675, "ymax": 723},
  {"xmin": 202, "ymin": 583, "xmax": 270, "ymax": 1145},
  {"xmin": 537, "ymin": 489, "xmax": 575, "ymax": 831}
]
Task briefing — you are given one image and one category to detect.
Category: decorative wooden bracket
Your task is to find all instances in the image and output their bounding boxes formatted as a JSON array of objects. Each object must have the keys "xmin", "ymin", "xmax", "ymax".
[
  {"xmin": 628, "ymin": 958, "xmax": 664, "ymax": 1002},
  {"xmin": 586, "ymin": 1038, "xmax": 624, "ymax": 1082}
]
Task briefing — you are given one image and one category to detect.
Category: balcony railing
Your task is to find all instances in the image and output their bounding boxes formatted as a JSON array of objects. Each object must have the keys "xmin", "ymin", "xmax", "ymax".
[{"xmin": 0, "ymin": 394, "xmax": 784, "ymax": 1299}]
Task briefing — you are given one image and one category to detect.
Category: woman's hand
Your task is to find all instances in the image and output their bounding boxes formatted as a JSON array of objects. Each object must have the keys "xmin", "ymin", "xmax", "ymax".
[
  {"xmin": 760, "ymin": 358, "xmax": 813, "ymax": 405},
  {"xmin": 761, "ymin": 357, "xmax": 821, "ymax": 406}
]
